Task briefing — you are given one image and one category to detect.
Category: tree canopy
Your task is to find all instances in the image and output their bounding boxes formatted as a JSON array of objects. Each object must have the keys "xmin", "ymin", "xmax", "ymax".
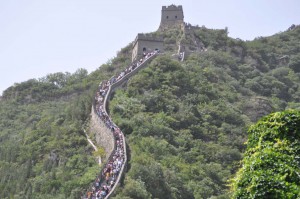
[{"xmin": 231, "ymin": 110, "xmax": 300, "ymax": 198}]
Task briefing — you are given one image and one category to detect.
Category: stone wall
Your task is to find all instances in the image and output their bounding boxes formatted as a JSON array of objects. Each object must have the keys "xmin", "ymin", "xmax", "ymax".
[
  {"xmin": 89, "ymin": 53, "xmax": 158, "ymax": 161},
  {"xmin": 89, "ymin": 106, "xmax": 114, "ymax": 161},
  {"xmin": 85, "ymin": 50, "xmax": 159, "ymax": 198}
]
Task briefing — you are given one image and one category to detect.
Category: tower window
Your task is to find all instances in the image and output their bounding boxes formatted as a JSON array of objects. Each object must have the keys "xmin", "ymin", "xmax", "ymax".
[
  {"xmin": 166, "ymin": 16, "xmax": 169, "ymax": 19},
  {"xmin": 175, "ymin": 16, "xmax": 177, "ymax": 19},
  {"xmin": 143, "ymin": 47, "xmax": 147, "ymax": 52}
]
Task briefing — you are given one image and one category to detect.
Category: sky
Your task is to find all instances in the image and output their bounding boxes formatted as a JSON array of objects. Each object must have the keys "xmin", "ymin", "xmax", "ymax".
[{"xmin": 0, "ymin": 0, "xmax": 300, "ymax": 95}]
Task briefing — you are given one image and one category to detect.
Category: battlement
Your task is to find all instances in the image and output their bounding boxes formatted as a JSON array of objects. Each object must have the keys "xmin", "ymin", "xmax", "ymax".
[
  {"xmin": 133, "ymin": 33, "xmax": 163, "ymax": 47},
  {"xmin": 162, "ymin": 5, "xmax": 183, "ymax": 11}
]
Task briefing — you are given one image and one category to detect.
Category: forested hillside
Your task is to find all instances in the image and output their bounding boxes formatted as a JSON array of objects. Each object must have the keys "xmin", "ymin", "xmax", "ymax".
[
  {"xmin": 108, "ymin": 25, "xmax": 300, "ymax": 198},
  {"xmin": 0, "ymin": 69, "xmax": 98, "ymax": 198},
  {"xmin": 0, "ymin": 46, "xmax": 133, "ymax": 199},
  {"xmin": 0, "ymin": 24, "xmax": 300, "ymax": 199}
]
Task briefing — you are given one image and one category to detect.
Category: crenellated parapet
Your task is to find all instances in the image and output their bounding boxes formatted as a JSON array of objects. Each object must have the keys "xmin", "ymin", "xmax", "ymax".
[{"xmin": 133, "ymin": 34, "xmax": 163, "ymax": 44}]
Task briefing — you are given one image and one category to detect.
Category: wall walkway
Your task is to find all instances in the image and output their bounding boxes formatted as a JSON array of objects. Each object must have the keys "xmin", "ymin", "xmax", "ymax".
[{"xmin": 83, "ymin": 50, "xmax": 159, "ymax": 199}]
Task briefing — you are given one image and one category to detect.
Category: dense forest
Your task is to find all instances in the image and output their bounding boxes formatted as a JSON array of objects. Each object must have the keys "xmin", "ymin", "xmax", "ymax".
[{"xmin": 0, "ymin": 24, "xmax": 300, "ymax": 199}]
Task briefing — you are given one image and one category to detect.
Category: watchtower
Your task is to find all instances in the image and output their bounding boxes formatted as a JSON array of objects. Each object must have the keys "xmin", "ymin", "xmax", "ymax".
[
  {"xmin": 132, "ymin": 34, "xmax": 163, "ymax": 62},
  {"xmin": 159, "ymin": 5, "xmax": 184, "ymax": 29}
]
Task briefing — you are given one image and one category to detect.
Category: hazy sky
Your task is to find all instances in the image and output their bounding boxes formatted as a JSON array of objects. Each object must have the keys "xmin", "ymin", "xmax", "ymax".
[{"xmin": 0, "ymin": 0, "xmax": 299, "ymax": 95}]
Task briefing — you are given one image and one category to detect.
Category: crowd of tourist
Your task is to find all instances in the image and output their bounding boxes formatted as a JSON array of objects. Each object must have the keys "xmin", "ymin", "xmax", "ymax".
[{"xmin": 83, "ymin": 50, "xmax": 159, "ymax": 199}]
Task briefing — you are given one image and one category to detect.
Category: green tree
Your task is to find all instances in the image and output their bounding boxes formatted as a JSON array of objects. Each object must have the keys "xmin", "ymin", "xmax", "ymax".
[{"xmin": 231, "ymin": 110, "xmax": 300, "ymax": 198}]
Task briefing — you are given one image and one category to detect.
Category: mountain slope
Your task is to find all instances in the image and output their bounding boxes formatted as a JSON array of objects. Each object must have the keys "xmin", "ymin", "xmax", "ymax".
[
  {"xmin": 0, "ymin": 24, "xmax": 299, "ymax": 199},
  {"xmin": 0, "ymin": 46, "xmax": 133, "ymax": 199},
  {"xmin": 107, "ymin": 25, "xmax": 300, "ymax": 199}
]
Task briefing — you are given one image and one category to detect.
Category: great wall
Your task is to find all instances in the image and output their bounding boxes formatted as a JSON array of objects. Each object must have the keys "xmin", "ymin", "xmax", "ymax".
[
  {"xmin": 84, "ymin": 51, "xmax": 160, "ymax": 199},
  {"xmin": 83, "ymin": 5, "xmax": 195, "ymax": 198}
]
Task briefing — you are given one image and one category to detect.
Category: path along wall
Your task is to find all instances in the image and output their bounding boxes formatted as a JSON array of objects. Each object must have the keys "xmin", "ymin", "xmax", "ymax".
[
  {"xmin": 84, "ymin": 51, "xmax": 159, "ymax": 199},
  {"xmin": 89, "ymin": 52, "xmax": 158, "ymax": 159}
]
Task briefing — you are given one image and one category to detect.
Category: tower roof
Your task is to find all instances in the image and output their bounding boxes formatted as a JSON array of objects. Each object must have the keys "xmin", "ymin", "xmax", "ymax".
[
  {"xmin": 133, "ymin": 33, "xmax": 163, "ymax": 47},
  {"xmin": 162, "ymin": 4, "xmax": 183, "ymax": 11}
]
